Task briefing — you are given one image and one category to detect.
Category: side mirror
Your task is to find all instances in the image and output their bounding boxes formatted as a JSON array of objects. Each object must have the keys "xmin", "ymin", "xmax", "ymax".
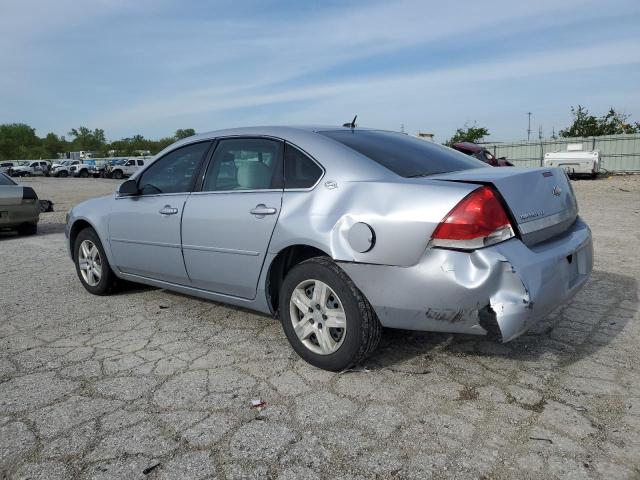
[{"xmin": 118, "ymin": 179, "xmax": 139, "ymax": 196}]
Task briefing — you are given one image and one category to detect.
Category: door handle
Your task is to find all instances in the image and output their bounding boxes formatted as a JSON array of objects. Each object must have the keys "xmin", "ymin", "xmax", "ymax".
[
  {"xmin": 159, "ymin": 205, "xmax": 179, "ymax": 215},
  {"xmin": 250, "ymin": 204, "xmax": 277, "ymax": 217}
]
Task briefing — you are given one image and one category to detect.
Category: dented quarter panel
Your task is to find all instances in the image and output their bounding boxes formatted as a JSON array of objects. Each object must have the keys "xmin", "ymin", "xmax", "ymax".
[{"xmin": 269, "ymin": 179, "xmax": 477, "ymax": 267}]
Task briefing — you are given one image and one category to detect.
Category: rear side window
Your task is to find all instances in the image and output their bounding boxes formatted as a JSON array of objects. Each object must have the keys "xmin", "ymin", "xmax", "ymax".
[
  {"xmin": 318, "ymin": 130, "xmax": 486, "ymax": 177},
  {"xmin": 284, "ymin": 144, "xmax": 322, "ymax": 189},
  {"xmin": 202, "ymin": 138, "xmax": 283, "ymax": 192},
  {"xmin": 137, "ymin": 160, "xmax": 144, "ymax": 166}
]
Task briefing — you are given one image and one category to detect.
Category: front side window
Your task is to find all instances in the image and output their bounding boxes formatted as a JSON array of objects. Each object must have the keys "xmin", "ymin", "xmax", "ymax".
[
  {"xmin": 284, "ymin": 144, "xmax": 322, "ymax": 189},
  {"xmin": 318, "ymin": 130, "xmax": 487, "ymax": 177},
  {"xmin": 126, "ymin": 160, "xmax": 135, "ymax": 166},
  {"xmin": 138, "ymin": 141, "xmax": 210, "ymax": 195},
  {"xmin": 202, "ymin": 138, "xmax": 283, "ymax": 191}
]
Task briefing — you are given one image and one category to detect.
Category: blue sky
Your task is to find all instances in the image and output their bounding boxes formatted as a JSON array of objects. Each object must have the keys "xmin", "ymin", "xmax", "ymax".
[{"xmin": 2, "ymin": 0, "xmax": 639, "ymax": 143}]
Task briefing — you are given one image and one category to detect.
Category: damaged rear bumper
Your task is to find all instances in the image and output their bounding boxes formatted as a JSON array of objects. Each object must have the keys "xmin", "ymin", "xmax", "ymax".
[{"xmin": 338, "ymin": 217, "xmax": 593, "ymax": 342}]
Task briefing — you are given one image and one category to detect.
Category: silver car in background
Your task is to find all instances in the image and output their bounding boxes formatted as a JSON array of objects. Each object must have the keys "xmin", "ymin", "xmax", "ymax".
[
  {"xmin": 0, "ymin": 173, "xmax": 40, "ymax": 235},
  {"xmin": 66, "ymin": 126, "xmax": 593, "ymax": 370}
]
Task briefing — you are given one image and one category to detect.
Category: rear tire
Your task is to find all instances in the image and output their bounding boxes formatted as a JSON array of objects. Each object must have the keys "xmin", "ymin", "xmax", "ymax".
[
  {"xmin": 74, "ymin": 228, "xmax": 117, "ymax": 295},
  {"xmin": 79, "ymin": 169, "xmax": 89, "ymax": 178},
  {"xmin": 279, "ymin": 257, "xmax": 381, "ymax": 371}
]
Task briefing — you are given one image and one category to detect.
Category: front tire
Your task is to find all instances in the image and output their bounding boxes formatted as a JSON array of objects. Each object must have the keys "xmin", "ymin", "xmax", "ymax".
[
  {"xmin": 74, "ymin": 228, "xmax": 117, "ymax": 295},
  {"xmin": 112, "ymin": 170, "xmax": 123, "ymax": 180},
  {"xmin": 279, "ymin": 257, "xmax": 381, "ymax": 371}
]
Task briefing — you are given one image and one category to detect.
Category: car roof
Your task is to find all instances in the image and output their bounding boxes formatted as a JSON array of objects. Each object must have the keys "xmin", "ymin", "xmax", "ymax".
[{"xmin": 149, "ymin": 126, "xmax": 399, "ymax": 182}]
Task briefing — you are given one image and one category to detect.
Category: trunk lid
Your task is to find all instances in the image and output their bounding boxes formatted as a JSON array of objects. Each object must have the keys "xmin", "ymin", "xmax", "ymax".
[{"xmin": 432, "ymin": 167, "xmax": 578, "ymax": 246}]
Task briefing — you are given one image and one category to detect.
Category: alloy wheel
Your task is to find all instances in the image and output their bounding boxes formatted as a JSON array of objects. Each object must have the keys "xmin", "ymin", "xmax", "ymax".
[
  {"xmin": 289, "ymin": 279, "xmax": 346, "ymax": 355},
  {"xmin": 78, "ymin": 240, "xmax": 102, "ymax": 286}
]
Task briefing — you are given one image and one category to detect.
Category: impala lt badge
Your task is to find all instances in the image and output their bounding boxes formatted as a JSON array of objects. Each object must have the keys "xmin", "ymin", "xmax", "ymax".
[{"xmin": 519, "ymin": 210, "xmax": 545, "ymax": 220}]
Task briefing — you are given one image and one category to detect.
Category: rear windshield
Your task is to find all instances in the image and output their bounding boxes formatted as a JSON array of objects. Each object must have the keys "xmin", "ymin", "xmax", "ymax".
[{"xmin": 318, "ymin": 129, "xmax": 487, "ymax": 177}]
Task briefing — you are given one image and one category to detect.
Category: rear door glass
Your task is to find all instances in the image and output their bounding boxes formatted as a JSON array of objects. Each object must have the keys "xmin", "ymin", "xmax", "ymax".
[
  {"xmin": 284, "ymin": 144, "xmax": 322, "ymax": 189},
  {"xmin": 318, "ymin": 130, "xmax": 486, "ymax": 177}
]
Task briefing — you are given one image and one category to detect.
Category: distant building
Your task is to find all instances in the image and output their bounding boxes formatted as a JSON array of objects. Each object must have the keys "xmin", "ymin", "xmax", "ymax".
[{"xmin": 66, "ymin": 151, "xmax": 96, "ymax": 160}]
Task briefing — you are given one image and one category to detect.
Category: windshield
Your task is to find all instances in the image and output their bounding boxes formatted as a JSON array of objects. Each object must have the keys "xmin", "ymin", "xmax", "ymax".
[{"xmin": 318, "ymin": 129, "xmax": 487, "ymax": 177}]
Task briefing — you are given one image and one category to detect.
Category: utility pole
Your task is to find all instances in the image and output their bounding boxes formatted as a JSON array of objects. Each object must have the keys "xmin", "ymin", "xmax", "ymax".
[
  {"xmin": 400, "ymin": 123, "xmax": 405, "ymax": 134},
  {"xmin": 538, "ymin": 125, "xmax": 544, "ymax": 166},
  {"xmin": 526, "ymin": 112, "xmax": 532, "ymax": 142}
]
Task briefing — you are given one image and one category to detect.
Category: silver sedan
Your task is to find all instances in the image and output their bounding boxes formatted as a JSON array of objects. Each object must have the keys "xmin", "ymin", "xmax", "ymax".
[{"xmin": 66, "ymin": 126, "xmax": 593, "ymax": 370}]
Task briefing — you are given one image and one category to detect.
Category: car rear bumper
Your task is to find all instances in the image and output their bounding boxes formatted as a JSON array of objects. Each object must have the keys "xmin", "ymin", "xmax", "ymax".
[
  {"xmin": 338, "ymin": 217, "xmax": 593, "ymax": 342},
  {"xmin": 0, "ymin": 203, "xmax": 40, "ymax": 229}
]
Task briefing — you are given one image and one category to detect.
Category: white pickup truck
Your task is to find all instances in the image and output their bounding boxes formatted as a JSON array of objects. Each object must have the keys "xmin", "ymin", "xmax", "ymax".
[
  {"xmin": 107, "ymin": 158, "xmax": 148, "ymax": 179},
  {"xmin": 50, "ymin": 160, "xmax": 81, "ymax": 177},
  {"xmin": 544, "ymin": 150, "xmax": 600, "ymax": 178},
  {"xmin": 69, "ymin": 163, "xmax": 97, "ymax": 178},
  {"xmin": 10, "ymin": 161, "xmax": 51, "ymax": 177}
]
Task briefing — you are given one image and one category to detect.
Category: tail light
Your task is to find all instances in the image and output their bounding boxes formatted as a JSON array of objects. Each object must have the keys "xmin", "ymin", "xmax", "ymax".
[{"xmin": 430, "ymin": 186, "xmax": 514, "ymax": 249}]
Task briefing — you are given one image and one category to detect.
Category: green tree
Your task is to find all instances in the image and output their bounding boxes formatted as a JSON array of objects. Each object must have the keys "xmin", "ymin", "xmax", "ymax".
[
  {"xmin": 68, "ymin": 126, "xmax": 106, "ymax": 151},
  {"xmin": 42, "ymin": 132, "xmax": 67, "ymax": 158},
  {"xmin": 598, "ymin": 108, "xmax": 640, "ymax": 135},
  {"xmin": 559, "ymin": 106, "xmax": 600, "ymax": 137},
  {"xmin": 0, "ymin": 123, "xmax": 40, "ymax": 160},
  {"xmin": 560, "ymin": 106, "xmax": 639, "ymax": 137},
  {"xmin": 175, "ymin": 128, "xmax": 196, "ymax": 140},
  {"xmin": 445, "ymin": 123, "xmax": 490, "ymax": 146}
]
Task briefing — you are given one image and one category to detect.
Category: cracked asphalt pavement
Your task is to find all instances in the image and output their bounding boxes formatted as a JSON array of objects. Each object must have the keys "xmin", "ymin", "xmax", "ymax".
[{"xmin": 1, "ymin": 176, "xmax": 639, "ymax": 479}]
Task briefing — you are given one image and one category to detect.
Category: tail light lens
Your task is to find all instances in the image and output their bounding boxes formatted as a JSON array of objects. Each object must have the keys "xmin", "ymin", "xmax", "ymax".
[{"xmin": 430, "ymin": 186, "xmax": 514, "ymax": 249}]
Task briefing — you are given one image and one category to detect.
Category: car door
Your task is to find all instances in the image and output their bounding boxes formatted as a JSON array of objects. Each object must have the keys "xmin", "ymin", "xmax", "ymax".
[
  {"xmin": 108, "ymin": 141, "xmax": 211, "ymax": 284},
  {"xmin": 181, "ymin": 137, "xmax": 284, "ymax": 298}
]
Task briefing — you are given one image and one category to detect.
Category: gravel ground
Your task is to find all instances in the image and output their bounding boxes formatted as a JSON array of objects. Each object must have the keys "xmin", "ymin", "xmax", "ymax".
[{"xmin": 0, "ymin": 175, "xmax": 639, "ymax": 479}]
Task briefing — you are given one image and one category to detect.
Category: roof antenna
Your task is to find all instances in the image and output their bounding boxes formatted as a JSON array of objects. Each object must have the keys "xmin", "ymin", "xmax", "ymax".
[{"xmin": 343, "ymin": 115, "xmax": 357, "ymax": 129}]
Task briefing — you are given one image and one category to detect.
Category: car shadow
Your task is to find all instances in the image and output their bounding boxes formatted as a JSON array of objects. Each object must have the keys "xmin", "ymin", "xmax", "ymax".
[
  {"xmin": 364, "ymin": 269, "xmax": 637, "ymax": 371},
  {"xmin": 0, "ymin": 222, "xmax": 66, "ymax": 240},
  {"xmin": 36, "ymin": 222, "xmax": 66, "ymax": 235}
]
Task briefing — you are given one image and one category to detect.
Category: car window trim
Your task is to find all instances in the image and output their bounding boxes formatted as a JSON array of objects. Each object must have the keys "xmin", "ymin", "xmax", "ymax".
[
  {"xmin": 192, "ymin": 136, "xmax": 325, "ymax": 193},
  {"xmin": 283, "ymin": 141, "xmax": 325, "ymax": 192},
  {"xmin": 135, "ymin": 140, "xmax": 213, "ymax": 196},
  {"xmin": 195, "ymin": 135, "xmax": 285, "ymax": 194}
]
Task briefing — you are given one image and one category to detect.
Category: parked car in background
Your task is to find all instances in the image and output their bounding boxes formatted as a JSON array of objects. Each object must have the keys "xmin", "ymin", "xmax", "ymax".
[
  {"xmin": 69, "ymin": 162, "xmax": 95, "ymax": 178},
  {"xmin": 452, "ymin": 142, "xmax": 514, "ymax": 166},
  {"xmin": 0, "ymin": 173, "xmax": 40, "ymax": 235},
  {"xmin": 0, "ymin": 162, "xmax": 17, "ymax": 175},
  {"xmin": 544, "ymin": 150, "xmax": 600, "ymax": 178},
  {"xmin": 51, "ymin": 160, "xmax": 80, "ymax": 177},
  {"xmin": 10, "ymin": 160, "xmax": 51, "ymax": 177},
  {"xmin": 66, "ymin": 126, "xmax": 593, "ymax": 371},
  {"xmin": 107, "ymin": 158, "xmax": 148, "ymax": 179}
]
